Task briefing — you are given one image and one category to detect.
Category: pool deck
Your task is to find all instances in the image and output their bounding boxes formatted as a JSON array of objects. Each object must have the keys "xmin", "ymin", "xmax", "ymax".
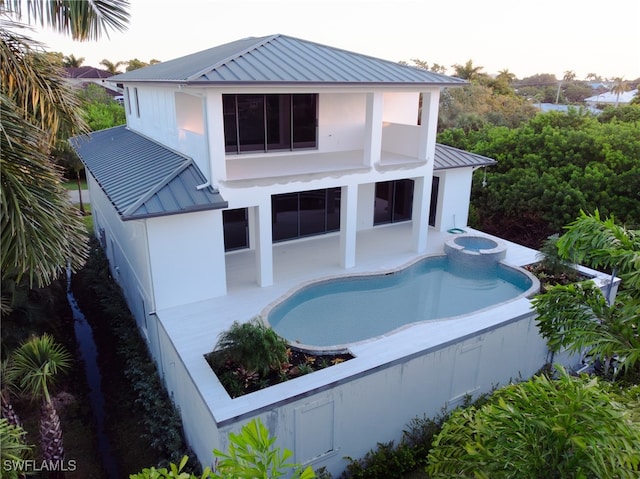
[{"xmin": 157, "ymin": 225, "xmax": 545, "ymax": 422}]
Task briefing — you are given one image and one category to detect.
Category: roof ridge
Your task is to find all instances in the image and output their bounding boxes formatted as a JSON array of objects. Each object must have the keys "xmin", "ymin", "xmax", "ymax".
[
  {"xmin": 185, "ymin": 34, "xmax": 280, "ymax": 82},
  {"xmin": 122, "ymin": 158, "xmax": 194, "ymax": 217}
]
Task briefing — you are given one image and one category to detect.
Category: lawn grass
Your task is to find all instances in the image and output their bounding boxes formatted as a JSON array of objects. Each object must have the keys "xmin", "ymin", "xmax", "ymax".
[{"xmin": 63, "ymin": 179, "xmax": 88, "ymax": 190}]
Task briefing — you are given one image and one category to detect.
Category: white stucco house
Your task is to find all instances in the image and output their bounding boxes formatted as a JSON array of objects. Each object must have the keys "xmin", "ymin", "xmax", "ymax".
[{"xmin": 70, "ymin": 35, "xmax": 613, "ymax": 476}]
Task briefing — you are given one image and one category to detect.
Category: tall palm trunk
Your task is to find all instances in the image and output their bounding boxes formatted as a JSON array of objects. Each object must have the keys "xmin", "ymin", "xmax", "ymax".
[
  {"xmin": 1, "ymin": 393, "xmax": 22, "ymax": 428},
  {"xmin": 40, "ymin": 398, "xmax": 65, "ymax": 478}
]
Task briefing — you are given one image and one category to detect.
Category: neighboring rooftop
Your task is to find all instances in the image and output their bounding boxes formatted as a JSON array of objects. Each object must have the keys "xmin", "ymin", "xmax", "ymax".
[
  {"xmin": 64, "ymin": 66, "xmax": 114, "ymax": 79},
  {"xmin": 585, "ymin": 89, "xmax": 638, "ymax": 105},
  {"xmin": 69, "ymin": 126, "xmax": 227, "ymax": 220},
  {"xmin": 111, "ymin": 34, "xmax": 467, "ymax": 86}
]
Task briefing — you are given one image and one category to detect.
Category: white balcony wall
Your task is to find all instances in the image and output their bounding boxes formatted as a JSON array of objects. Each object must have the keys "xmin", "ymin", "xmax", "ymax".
[
  {"xmin": 381, "ymin": 92, "xmax": 420, "ymax": 124},
  {"xmin": 381, "ymin": 123, "xmax": 421, "ymax": 158},
  {"xmin": 318, "ymin": 93, "xmax": 366, "ymax": 152}
]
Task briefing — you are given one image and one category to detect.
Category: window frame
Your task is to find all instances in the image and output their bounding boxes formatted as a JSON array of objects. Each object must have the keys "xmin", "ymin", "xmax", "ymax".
[{"xmin": 224, "ymin": 93, "xmax": 318, "ymax": 154}]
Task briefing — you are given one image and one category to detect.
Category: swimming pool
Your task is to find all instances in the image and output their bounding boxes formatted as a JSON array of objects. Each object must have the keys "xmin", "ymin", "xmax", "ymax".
[{"xmin": 263, "ymin": 255, "xmax": 538, "ymax": 348}]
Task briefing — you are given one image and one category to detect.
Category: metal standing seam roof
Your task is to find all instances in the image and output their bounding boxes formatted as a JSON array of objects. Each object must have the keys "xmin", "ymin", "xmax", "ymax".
[
  {"xmin": 69, "ymin": 126, "xmax": 227, "ymax": 221},
  {"xmin": 434, "ymin": 143, "xmax": 496, "ymax": 170},
  {"xmin": 110, "ymin": 34, "xmax": 467, "ymax": 86}
]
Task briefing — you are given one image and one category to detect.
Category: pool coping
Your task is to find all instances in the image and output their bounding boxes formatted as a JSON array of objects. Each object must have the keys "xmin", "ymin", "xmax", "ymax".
[{"xmin": 259, "ymin": 253, "xmax": 540, "ymax": 353}]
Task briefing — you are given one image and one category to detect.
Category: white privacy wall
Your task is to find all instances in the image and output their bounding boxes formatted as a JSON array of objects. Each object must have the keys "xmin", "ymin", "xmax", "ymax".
[{"xmin": 160, "ymin": 306, "xmax": 548, "ymax": 477}]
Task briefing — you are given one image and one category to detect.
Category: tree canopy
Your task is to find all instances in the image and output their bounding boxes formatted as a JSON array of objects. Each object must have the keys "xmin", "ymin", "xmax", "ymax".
[{"xmin": 439, "ymin": 106, "xmax": 640, "ymax": 247}]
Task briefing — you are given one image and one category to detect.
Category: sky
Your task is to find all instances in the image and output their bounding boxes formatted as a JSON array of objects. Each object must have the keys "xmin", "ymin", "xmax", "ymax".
[{"xmin": 27, "ymin": 0, "xmax": 640, "ymax": 81}]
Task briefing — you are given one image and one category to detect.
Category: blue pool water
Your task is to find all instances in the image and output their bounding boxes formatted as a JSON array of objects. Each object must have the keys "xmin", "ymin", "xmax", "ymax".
[{"xmin": 266, "ymin": 256, "xmax": 534, "ymax": 347}]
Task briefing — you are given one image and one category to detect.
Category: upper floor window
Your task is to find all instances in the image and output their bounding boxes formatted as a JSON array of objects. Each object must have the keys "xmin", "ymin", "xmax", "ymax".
[{"xmin": 223, "ymin": 94, "xmax": 317, "ymax": 153}]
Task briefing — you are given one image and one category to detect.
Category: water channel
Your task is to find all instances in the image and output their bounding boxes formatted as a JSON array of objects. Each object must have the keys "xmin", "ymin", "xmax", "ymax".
[{"xmin": 66, "ymin": 268, "xmax": 119, "ymax": 479}]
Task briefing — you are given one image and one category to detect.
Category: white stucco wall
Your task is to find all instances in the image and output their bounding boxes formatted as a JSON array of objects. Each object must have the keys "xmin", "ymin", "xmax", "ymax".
[
  {"xmin": 433, "ymin": 168, "xmax": 474, "ymax": 232},
  {"xmin": 146, "ymin": 210, "xmax": 227, "ymax": 310},
  {"xmin": 155, "ymin": 302, "xmax": 555, "ymax": 477}
]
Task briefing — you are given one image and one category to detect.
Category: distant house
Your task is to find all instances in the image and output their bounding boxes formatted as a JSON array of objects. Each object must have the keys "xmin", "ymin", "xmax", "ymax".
[
  {"xmin": 69, "ymin": 35, "xmax": 612, "ymax": 476},
  {"xmin": 64, "ymin": 66, "xmax": 122, "ymax": 99},
  {"xmin": 585, "ymin": 88, "xmax": 638, "ymax": 107}
]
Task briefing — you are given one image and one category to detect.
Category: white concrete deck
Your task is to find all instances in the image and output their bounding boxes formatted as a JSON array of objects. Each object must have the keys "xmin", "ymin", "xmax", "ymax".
[{"xmin": 156, "ymin": 224, "xmax": 545, "ymax": 422}]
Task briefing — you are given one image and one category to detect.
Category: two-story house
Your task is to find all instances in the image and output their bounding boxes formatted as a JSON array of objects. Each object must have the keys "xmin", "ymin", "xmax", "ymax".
[{"xmin": 70, "ymin": 35, "xmax": 594, "ymax": 475}]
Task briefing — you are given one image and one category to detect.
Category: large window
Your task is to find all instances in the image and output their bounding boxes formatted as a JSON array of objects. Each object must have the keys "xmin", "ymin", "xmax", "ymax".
[
  {"xmin": 272, "ymin": 188, "xmax": 341, "ymax": 242},
  {"xmin": 224, "ymin": 94, "xmax": 317, "ymax": 153},
  {"xmin": 374, "ymin": 179, "xmax": 414, "ymax": 225}
]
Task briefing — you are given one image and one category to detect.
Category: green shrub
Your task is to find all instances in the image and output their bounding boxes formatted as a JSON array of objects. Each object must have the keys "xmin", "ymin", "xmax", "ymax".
[
  {"xmin": 210, "ymin": 318, "xmax": 288, "ymax": 376},
  {"xmin": 426, "ymin": 367, "xmax": 640, "ymax": 478}
]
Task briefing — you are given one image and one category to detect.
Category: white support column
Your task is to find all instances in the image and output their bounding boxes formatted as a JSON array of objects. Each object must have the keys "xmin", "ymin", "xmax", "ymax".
[
  {"xmin": 340, "ymin": 185, "xmax": 358, "ymax": 269},
  {"xmin": 205, "ymin": 92, "xmax": 227, "ymax": 181},
  {"xmin": 255, "ymin": 202, "xmax": 273, "ymax": 287},
  {"xmin": 363, "ymin": 92, "xmax": 384, "ymax": 166},
  {"xmin": 411, "ymin": 176, "xmax": 430, "ymax": 253},
  {"xmin": 418, "ymin": 89, "xmax": 440, "ymax": 162},
  {"xmin": 413, "ymin": 89, "xmax": 440, "ymax": 253}
]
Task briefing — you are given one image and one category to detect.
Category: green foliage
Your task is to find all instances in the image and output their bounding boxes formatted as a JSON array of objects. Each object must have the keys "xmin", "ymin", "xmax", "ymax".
[
  {"xmin": 342, "ymin": 441, "xmax": 417, "ymax": 479},
  {"xmin": 440, "ymin": 108, "xmax": 640, "ymax": 245},
  {"xmin": 76, "ymin": 83, "xmax": 126, "ymax": 131},
  {"xmin": 438, "ymin": 83, "xmax": 536, "ymax": 131},
  {"xmin": 534, "ymin": 282, "xmax": 640, "ymax": 377},
  {"xmin": 214, "ymin": 418, "xmax": 315, "ymax": 479},
  {"xmin": 340, "ymin": 410, "xmax": 453, "ymax": 479},
  {"xmin": 534, "ymin": 211, "xmax": 640, "ymax": 378},
  {"xmin": 556, "ymin": 210, "xmax": 640, "ymax": 294},
  {"xmin": 536, "ymin": 233, "xmax": 578, "ymax": 278},
  {"xmin": 130, "ymin": 419, "xmax": 315, "ymax": 479},
  {"xmin": 81, "ymin": 240, "xmax": 194, "ymax": 466},
  {"xmin": 0, "ymin": 419, "xmax": 33, "ymax": 479},
  {"xmin": 11, "ymin": 333, "xmax": 72, "ymax": 403},
  {"xmin": 426, "ymin": 367, "xmax": 640, "ymax": 478},
  {"xmin": 212, "ymin": 318, "xmax": 289, "ymax": 377}
]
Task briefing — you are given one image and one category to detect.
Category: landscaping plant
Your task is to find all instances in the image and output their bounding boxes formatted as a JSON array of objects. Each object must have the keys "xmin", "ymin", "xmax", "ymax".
[
  {"xmin": 426, "ymin": 367, "xmax": 640, "ymax": 479},
  {"xmin": 130, "ymin": 418, "xmax": 315, "ymax": 479}
]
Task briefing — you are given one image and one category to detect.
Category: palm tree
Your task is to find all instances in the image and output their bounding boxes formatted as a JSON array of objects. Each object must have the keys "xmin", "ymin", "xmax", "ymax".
[
  {"xmin": 611, "ymin": 77, "xmax": 630, "ymax": 106},
  {"xmin": 12, "ymin": 334, "xmax": 72, "ymax": 469},
  {"xmin": 496, "ymin": 68, "xmax": 516, "ymax": 84},
  {"xmin": 1, "ymin": 359, "xmax": 22, "ymax": 428},
  {"xmin": 562, "ymin": 70, "xmax": 576, "ymax": 82},
  {"xmin": 533, "ymin": 210, "xmax": 640, "ymax": 377},
  {"xmin": 451, "ymin": 59, "xmax": 484, "ymax": 81},
  {"xmin": 62, "ymin": 53, "xmax": 84, "ymax": 67},
  {"xmin": 0, "ymin": 1, "xmax": 130, "ymax": 295},
  {"xmin": 100, "ymin": 58, "xmax": 124, "ymax": 74}
]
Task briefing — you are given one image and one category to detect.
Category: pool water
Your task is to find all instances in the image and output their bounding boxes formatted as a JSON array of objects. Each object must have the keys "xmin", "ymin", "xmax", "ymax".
[{"xmin": 266, "ymin": 256, "xmax": 534, "ymax": 347}]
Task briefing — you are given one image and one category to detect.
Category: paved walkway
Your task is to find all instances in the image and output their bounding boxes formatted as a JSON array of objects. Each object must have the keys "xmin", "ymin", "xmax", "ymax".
[{"xmin": 68, "ymin": 189, "xmax": 90, "ymax": 204}]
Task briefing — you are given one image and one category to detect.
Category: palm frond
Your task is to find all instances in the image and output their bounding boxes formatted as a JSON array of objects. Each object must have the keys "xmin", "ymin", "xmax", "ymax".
[
  {"xmin": 11, "ymin": 334, "xmax": 72, "ymax": 403},
  {"xmin": 0, "ymin": 21, "xmax": 88, "ymax": 144},
  {"xmin": 1, "ymin": 93, "xmax": 89, "ymax": 287},
  {"xmin": 4, "ymin": 0, "xmax": 130, "ymax": 41}
]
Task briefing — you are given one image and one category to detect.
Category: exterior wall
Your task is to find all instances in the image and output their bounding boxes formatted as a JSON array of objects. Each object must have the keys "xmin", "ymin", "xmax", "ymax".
[
  {"xmin": 146, "ymin": 210, "xmax": 227, "ymax": 311},
  {"xmin": 319, "ymin": 93, "xmax": 367, "ymax": 152},
  {"xmin": 86, "ymin": 175, "xmax": 163, "ymax": 362},
  {"xmin": 157, "ymin": 305, "xmax": 555, "ymax": 477},
  {"xmin": 432, "ymin": 168, "xmax": 474, "ymax": 232}
]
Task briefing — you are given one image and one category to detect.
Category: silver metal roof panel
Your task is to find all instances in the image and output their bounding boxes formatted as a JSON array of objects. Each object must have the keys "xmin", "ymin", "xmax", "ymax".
[
  {"xmin": 69, "ymin": 126, "xmax": 227, "ymax": 221},
  {"xmin": 434, "ymin": 143, "xmax": 497, "ymax": 170},
  {"xmin": 112, "ymin": 34, "xmax": 467, "ymax": 86}
]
